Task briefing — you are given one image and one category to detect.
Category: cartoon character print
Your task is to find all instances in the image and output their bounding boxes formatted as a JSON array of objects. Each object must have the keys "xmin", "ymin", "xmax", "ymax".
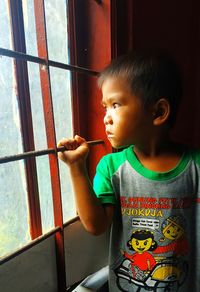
[
  {"xmin": 153, "ymin": 215, "xmax": 189, "ymax": 256},
  {"xmin": 115, "ymin": 215, "xmax": 189, "ymax": 291},
  {"xmin": 123, "ymin": 230, "xmax": 157, "ymax": 280}
]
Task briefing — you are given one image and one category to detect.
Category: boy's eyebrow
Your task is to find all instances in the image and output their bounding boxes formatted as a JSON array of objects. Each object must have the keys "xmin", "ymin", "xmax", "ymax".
[{"xmin": 101, "ymin": 93, "xmax": 124, "ymax": 105}]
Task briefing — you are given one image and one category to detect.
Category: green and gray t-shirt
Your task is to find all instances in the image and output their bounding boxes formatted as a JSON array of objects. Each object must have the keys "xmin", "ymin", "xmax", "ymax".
[{"xmin": 93, "ymin": 145, "xmax": 200, "ymax": 291}]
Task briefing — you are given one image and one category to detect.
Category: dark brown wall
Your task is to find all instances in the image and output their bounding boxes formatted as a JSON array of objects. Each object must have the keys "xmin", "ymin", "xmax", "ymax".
[{"xmin": 115, "ymin": 0, "xmax": 200, "ymax": 148}]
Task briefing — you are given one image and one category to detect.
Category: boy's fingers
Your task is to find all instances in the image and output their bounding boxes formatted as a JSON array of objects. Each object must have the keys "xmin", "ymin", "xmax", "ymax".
[
  {"xmin": 74, "ymin": 135, "xmax": 87, "ymax": 145},
  {"xmin": 57, "ymin": 136, "xmax": 86, "ymax": 150},
  {"xmin": 64, "ymin": 139, "xmax": 78, "ymax": 150},
  {"xmin": 57, "ymin": 138, "xmax": 68, "ymax": 147}
]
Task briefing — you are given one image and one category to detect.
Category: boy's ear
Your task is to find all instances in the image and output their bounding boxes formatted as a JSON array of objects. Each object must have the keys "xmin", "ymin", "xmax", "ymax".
[{"xmin": 152, "ymin": 98, "xmax": 170, "ymax": 126}]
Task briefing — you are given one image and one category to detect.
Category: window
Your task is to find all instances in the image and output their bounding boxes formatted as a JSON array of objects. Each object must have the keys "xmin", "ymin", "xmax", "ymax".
[
  {"xmin": 1, "ymin": 0, "xmax": 76, "ymax": 259},
  {"xmin": 0, "ymin": 0, "xmax": 111, "ymax": 290}
]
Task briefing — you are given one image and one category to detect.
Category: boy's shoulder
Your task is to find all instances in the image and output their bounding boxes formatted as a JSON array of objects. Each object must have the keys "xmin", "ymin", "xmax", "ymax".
[
  {"xmin": 102, "ymin": 146, "xmax": 131, "ymax": 162},
  {"xmin": 189, "ymin": 147, "xmax": 200, "ymax": 166},
  {"xmin": 97, "ymin": 146, "xmax": 131, "ymax": 174},
  {"xmin": 177, "ymin": 145, "xmax": 200, "ymax": 169}
]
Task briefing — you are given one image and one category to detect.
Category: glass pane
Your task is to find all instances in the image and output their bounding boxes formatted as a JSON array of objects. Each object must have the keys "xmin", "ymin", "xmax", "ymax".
[
  {"xmin": 0, "ymin": 161, "xmax": 31, "ymax": 259},
  {"xmin": 22, "ymin": 0, "xmax": 38, "ymax": 56},
  {"xmin": 0, "ymin": 57, "xmax": 23, "ymax": 157},
  {"xmin": 0, "ymin": 0, "xmax": 12, "ymax": 50},
  {"xmin": 50, "ymin": 67, "xmax": 75, "ymax": 221},
  {"xmin": 27, "ymin": 62, "xmax": 47, "ymax": 151},
  {"xmin": 0, "ymin": 56, "xmax": 31, "ymax": 259},
  {"xmin": 27, "ymin": 62, "xmax": 54, "ymax": 232},
  {"xmin": 45, "ymin": 0, "xmax": 69, "ymax": 63},
  {"xmin": 50, "ymin": 68, "xmax": 73, "ymax": 141},
  {"xmin": 35, "ymin": 156, "xmax": 54, "ymax": 233}
]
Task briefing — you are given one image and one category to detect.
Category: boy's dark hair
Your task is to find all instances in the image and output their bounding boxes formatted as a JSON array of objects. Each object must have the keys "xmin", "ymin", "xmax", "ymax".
[{"xmin": 98, "ymin": 50, "xmax": 182, "ymax": 126}]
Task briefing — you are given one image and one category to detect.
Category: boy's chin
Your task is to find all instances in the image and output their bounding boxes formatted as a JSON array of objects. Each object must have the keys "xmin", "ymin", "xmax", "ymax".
[
  {"xmin": 107, "ymin": 137, "xmax": 132, "ymax": 149},
  {"xmin": 111, "ymin": 142, "xmax": 131, "ymax": 150}
]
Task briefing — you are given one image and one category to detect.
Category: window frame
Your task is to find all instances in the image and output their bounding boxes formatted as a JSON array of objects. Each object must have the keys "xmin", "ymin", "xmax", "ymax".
[{"xmin": 0, "ymin": 0, "xmax": 112, "ymax": 290}]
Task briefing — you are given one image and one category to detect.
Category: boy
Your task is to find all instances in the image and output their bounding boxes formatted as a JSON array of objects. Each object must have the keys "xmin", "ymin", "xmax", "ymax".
[{"xmin": 58, "ymin": 51, "xmax": 200, "ymax": 291}]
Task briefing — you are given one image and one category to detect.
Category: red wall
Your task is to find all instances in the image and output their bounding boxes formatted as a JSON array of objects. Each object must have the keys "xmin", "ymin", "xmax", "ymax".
[{"xmin": 72, "ymin": 0, "xmax": 112, "ymax": 179}]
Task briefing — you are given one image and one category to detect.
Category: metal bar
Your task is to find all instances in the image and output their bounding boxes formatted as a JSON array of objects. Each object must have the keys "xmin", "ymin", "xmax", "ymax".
[
  {"xmin": 0, "ymin": 140, "xmax": 104, "ymax": 164},
  {"xmin": 0, "ymin": 47, "xmax": 46, "ymax": 64},
  {"xmin": 49, "ymin": 59, "xmax": 99, "ymax": 76},
  {"xmin": 0, "ymin": 47, "xmax": 99, "ymax": 76}
]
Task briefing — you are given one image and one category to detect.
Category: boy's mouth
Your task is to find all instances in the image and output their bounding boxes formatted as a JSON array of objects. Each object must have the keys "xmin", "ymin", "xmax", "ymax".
[
  {"xmin": 107, "ymin": 134, "xmax": 114, "ymax": 138},
  {"xmin": 106, "ymin": 130, "xmax": 114, "ymax": 137}
]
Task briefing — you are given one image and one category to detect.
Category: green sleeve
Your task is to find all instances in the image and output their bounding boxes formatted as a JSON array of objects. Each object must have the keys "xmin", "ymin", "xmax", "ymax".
[{"xmin": 93, "ymin": 156, "xmax": 116, "ymax": 205}]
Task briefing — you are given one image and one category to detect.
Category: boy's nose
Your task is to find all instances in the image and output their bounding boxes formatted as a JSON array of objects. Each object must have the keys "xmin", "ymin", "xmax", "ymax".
[{"xmin": 104, "ymin": 112, "xmax": 113, "ymax": 125}]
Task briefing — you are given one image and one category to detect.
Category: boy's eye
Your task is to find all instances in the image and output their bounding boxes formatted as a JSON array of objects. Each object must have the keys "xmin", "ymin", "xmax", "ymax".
[
  {"xmin": 102, "ymin": 103, "xmax": 120, "ymax": 111},
  {"xmin": 112, "ymin": 103, "xmax": 120, "ymax": 109}
]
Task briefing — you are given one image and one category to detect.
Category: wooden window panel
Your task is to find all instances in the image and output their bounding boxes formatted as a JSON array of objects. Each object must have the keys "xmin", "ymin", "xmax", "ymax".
[{"xmin": 69, "ymin": 0, "xmax": 112, "ymax": 179}]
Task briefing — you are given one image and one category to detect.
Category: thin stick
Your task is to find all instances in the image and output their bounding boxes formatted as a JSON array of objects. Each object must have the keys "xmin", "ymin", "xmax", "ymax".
[{"xmin": 0, "ymin": 140, "xmax": 104, "ymax": 164}]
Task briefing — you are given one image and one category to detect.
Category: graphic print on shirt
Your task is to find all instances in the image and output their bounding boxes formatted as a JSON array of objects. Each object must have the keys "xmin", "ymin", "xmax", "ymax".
[{"xmin": 115, "ymin": 197, "xmax": 189, "ymax": 292}]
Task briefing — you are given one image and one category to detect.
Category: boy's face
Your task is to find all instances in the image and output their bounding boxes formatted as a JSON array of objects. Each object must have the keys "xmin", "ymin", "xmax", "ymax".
[{"xmin": 101, "ymin": 77, "xmax": 153, "ymax": 149}]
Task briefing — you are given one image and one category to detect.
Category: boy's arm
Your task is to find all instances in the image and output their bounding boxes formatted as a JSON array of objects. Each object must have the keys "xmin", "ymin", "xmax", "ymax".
[{"xmin": 58, "ymin": 135, "xmax": 114, "ymax": 236}]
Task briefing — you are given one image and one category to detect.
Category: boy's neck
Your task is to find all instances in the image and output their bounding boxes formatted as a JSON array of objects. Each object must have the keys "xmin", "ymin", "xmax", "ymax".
[
  {"xmin": 133, "ymin": 138, "xmax": 184, "ymax": 172},
  {"xmin": 134, "ymin": 139, "xmax": 180, "ymax": 157}
]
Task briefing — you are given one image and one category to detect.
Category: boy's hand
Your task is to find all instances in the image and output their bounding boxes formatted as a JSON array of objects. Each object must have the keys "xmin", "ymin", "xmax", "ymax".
[{"xmin": 57, "ymin": 135, "xmax": 89, "ymax": 165}]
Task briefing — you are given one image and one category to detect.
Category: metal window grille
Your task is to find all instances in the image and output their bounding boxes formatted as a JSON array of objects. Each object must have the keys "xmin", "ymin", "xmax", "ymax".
[{"xmin": 0, "ymin": 0, "xmax": 101, "ymax": 291}]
